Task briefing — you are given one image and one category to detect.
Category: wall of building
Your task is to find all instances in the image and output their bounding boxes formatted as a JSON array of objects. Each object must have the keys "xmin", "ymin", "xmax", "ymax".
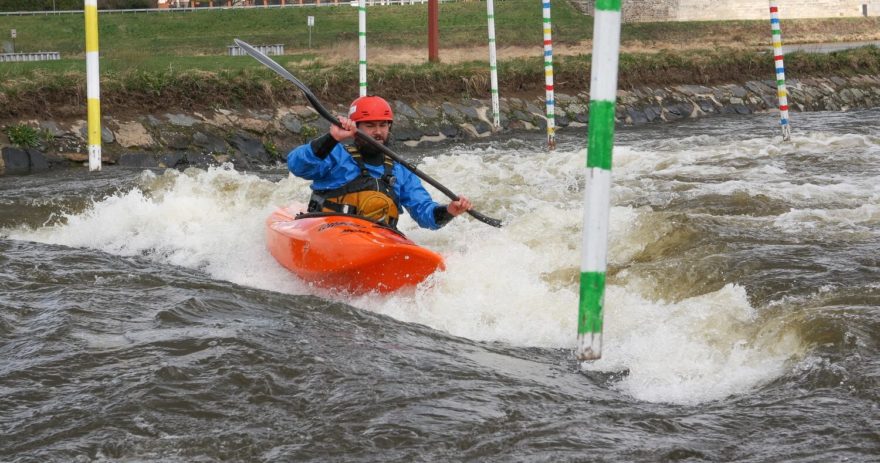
[
  {"xmin": 579, "ymin": 0, "xmax": 880, "ymax": 22},
  {"xmin": 674, "ymin": 0, "xmax": 879, "ymax": 21}
]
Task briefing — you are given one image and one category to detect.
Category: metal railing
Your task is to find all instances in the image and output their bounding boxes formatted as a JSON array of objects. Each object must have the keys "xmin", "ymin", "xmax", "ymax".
[
  {"xmin": 228, "ymin": 43, "xmax": 284, "ymax": 56},
  {"xmin": 0, "ymin": 0, "xmax": 440, "ymax": 16},
  {"xmin": 0, "ymin": 51, "xmax": 61, "ymax": 62}
]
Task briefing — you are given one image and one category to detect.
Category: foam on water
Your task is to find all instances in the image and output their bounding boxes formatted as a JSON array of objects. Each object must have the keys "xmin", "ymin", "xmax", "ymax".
[
  {"xmin": 7, "ymin": 166, "xmax": 307, "ymax": 293},
  {"xmin": 10, "ymin": 122, "xmax": 877, "ymax": 404}
]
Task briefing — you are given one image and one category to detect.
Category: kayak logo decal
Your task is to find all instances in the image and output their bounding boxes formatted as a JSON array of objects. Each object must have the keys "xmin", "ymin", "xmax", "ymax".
[{"xmin": 318, "ymin": 221, "xmax": 365, "ymax": 232}]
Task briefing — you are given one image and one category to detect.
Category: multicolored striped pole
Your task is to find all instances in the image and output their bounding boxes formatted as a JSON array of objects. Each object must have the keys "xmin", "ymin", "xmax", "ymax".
[
  {"xmin": 84, "ymin": 0, "xmax": 102, "ymax": 171},
  {"xmin": 577, "ymin": 0, "xmax": 621, "ymax": 361},
  {"xmin": 542, "ymin": 0, "xmax": 556, "ymax": 150},
  {"xmin": 486, "ymin": 0, "xmax": 500, "ymax": 128},
  {"xmin": 358, "ymin": 0, "xmax": 367, "ymax": 96},
  {"xmin": 769, "ymin": 2, "xmax": 791, "ymax": 141}
]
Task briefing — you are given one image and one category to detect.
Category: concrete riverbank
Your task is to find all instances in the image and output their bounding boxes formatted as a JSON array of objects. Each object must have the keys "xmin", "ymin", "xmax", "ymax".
[{"xmin": 2, "ymin": 74, "xmax": 880, "ymax": 174}]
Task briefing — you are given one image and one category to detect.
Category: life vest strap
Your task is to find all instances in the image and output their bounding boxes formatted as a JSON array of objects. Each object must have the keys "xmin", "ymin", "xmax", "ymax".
[
  {"xmin": 307, "ymin": 145, "xmax": 400, "ymax": 227},
  {"xmin": 309, "ymin": 196, "xmax": 399, "ymax": 228}
]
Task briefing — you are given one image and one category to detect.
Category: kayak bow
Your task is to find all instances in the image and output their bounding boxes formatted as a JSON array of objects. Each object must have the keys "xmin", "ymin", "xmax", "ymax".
[{"xmin": 266, "ymin": 205, "xmax": 445, "ymax": 294}]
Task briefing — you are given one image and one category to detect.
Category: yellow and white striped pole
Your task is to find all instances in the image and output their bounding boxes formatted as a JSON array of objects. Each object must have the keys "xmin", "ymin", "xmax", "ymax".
[
  {"xmin": 84, "ymin": 0, "xmax": 102, "ymax": 171},
  {"xmin": 542, "ymin": 0, "xmax": 556, "ymax": 150},
  {"xmin": 486, "ymin": 0, "xmax": 500, "ymax": 129},
  {"xmin": 358, "ymin": 0, "xmax": 367, "ymax": 96},
  {"xmin": 577, "ymin": 0, "xmax": 621, "ymax": 361}
]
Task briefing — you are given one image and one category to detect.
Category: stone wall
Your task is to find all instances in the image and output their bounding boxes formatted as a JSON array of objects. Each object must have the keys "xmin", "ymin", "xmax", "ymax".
[
  {"xmin": 576, "ymin": 0, "xmax": 880, "ymax": 21},
  {"xmin": 2, "ymin": 74, "xmax": 880, "ymax": 174},
  {"xmin": 676, "ymin": 0, "xmax": 878, "ymax": 20}
]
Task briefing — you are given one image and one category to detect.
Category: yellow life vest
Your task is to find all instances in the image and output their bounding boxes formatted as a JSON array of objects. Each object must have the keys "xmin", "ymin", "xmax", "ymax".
[{"xmin": 307, "ymin": 146, "xmax": 400, "ymax": 227}]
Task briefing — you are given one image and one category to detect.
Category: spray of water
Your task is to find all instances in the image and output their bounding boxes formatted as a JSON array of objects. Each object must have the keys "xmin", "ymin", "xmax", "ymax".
[{"xmin": 16, "ymin": 123, "xmax": 878, "ymax": 403}]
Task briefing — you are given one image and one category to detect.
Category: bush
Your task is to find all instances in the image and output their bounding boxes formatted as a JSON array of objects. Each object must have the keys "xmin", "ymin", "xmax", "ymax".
[{"xmin": 5, "ymin": 124, "xmax": 45, "ymax": 148}]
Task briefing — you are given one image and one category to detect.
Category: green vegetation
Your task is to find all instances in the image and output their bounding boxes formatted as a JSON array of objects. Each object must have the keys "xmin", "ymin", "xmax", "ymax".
[
  {"xmin": 4, "ymin": 46, "xmax": 878, "ymax": 120},
  {"xmin": 4, "ymin": 123, "xmax": 48, "ymax": 147},
  {"xmin": 264, "ymin": 139, "xmax": 280, "ymax": 159},
  {"xmin": 2, "ymin": 1, "xmax": 877, "ymax": 60},
  {"xmin": 0, "ymin": 0, "xmax": 84, "ymax": 12},
  {"xmin": 299, "ymin": 125, "xmax": 318, "ymax": 140},
  {"xmin": 0, "ymin": 1, "xmax": 588, "ymax": 59},
  {"xmin": 0, "ymin": 1, "xmax": 879, "ymax": 119},
  {"xmin": 0, "ymin": 1, "xmax": 151, "ymax": 11}
]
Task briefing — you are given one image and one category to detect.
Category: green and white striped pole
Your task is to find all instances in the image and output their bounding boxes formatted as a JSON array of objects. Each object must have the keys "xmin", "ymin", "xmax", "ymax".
[
  {"xmin": 84, "ymin": 0, "xmax": 102, "ymax": 171},
  {"xmin": 542, "ymin": 0, "xmax": 556, "ymax": 150},
  {"xmin": 486, "ymin": 0, "xmax": 500, "ymax": 128},
  {"xmin": 577, "ymin": 0, "xmax": 621, "ymax": 361},
  {"xmin": 358, "ymin": 0, "xmax": 367, "ymax": 96}
]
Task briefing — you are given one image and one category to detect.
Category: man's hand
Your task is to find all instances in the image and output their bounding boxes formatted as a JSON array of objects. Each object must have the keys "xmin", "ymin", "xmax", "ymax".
[
  {"xmin": 330, "ymin": 116, "xmax": 357, "ymax": 141},
  {"xmin": 447, "ymin": 196, "xmax": 473, "ymax": 216}
]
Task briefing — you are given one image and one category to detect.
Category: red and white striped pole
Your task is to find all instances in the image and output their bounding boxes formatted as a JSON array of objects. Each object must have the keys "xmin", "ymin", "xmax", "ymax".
[{"xmin": 769, "ymin": 2, "xmax": 791, "ymax": 141}]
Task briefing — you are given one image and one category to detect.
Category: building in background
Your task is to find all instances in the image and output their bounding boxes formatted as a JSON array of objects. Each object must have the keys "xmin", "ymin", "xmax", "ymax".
[{"xmin": 577, "ymin": 0, "xmax": 880, "ymax": 21}]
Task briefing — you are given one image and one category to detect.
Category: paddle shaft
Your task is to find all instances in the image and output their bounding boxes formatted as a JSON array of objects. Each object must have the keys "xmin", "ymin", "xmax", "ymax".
[{"xmin": 233, "ymin": 38, "xmax": 502, "ymax": 228}]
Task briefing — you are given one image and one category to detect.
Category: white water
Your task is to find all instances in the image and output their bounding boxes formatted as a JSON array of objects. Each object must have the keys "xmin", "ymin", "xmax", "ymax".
[{"xmin": 11, "ymin": 112, "xmax": 880, "ymax": 404}]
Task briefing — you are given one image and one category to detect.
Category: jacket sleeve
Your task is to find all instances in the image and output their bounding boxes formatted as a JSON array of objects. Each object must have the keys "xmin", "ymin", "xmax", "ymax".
[
  {"xmin": 287, "ymin": 140, "xmax": 338, "ymax": 180},
  {"xmin": 396, "ymin": 167, "xmax": 445, "ymax": 230}
]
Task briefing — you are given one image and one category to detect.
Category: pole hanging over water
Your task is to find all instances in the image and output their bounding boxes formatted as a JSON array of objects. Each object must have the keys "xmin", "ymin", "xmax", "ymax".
[
  {"xmin": 542, "ymin": 0, "xmax": 556, "ymax": 150},
  {"xmin": 577, "ymin": 0, "xmax": 621, "ymax": 361},
  {"xmin": 486, "ymin": 0, "xmax": 500, "ymax": 129},
  {"xmin": 769, "ymin": 2, "xmax": 791, "ymax": 141},
  {"xmin": 358, "ymin": 0, "xmax": 367, "ymax": 96},
  {"xmin": 84, "ymin": 0, "xmax": 102, "ymax": 171}
]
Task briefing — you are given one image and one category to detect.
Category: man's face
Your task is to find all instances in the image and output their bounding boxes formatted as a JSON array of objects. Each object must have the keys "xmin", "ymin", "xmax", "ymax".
[{"xmin": 357, "ymin": 120, "xmax": 391, "ymax": 145}]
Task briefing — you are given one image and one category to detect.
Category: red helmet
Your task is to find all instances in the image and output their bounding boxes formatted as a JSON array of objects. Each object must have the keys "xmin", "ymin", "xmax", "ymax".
[{"xmin": 349, "ymin": 96, "xmax": 394, "ymax": 122}]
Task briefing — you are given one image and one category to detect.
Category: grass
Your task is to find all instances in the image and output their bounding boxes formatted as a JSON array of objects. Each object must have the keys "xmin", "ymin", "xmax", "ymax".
[
  {"xmin": 3, "ymin": 1, "xmax": 877, "ymax": 61},
  {"xmin": 1, "ymin": 0, "xmax": 879, "ymax": 119},
  {"xmin": 0, "ymin": 1, "xmax": 589, "ymax": 59},
  {"xmin": 4, "ymin": 123, "xmax": 46, "ymax": 147},
  {"xmin": 4, "ymin": 46, "xmax": 879, "ymax": 119}
]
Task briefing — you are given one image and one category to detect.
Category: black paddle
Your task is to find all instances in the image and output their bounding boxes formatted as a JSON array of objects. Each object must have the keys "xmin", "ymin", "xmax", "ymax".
[{"xmin": 234, "ymin": 38, "xmax": 503, "ymax": 229}]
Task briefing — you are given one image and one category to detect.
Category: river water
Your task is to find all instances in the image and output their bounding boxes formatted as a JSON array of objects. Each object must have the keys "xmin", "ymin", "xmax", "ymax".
[{"xmin": 2, "ymin": 110, "xmax": 879, "ymax": 462}]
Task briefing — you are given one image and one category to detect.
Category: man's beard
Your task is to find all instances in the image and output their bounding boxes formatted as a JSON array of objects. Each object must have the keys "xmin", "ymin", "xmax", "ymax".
[{"xmin": 355, "ymin": 134, "xmax": 392, "ymax": 162}]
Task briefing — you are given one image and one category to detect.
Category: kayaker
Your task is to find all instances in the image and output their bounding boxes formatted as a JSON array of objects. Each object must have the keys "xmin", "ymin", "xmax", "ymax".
[{"xmin": 287, "ymin": 95, "xmax": 473, "ymax": 229}]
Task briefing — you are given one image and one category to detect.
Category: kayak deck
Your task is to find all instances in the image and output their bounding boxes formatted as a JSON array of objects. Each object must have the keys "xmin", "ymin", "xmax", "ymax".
[{"xmin": 266, "ymin": 205, "xmax": 445, "ymax": 294}]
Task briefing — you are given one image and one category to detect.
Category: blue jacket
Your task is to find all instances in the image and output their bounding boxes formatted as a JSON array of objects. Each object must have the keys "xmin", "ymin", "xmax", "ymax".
[{"xmin": 287, "ymin": 142, "xmax": 445, "ymax": 229}]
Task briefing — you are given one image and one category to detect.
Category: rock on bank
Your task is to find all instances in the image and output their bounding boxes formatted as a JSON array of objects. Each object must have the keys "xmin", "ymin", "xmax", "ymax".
[{"xmin": 2, "ymin": 75, "xmax": 880, "ymax": 175}]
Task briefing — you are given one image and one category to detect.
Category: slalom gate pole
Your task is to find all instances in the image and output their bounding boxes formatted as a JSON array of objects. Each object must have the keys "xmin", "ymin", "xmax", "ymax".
[
  {"xmin": 576, "ymin": 0, "xmax": 622, "ymax": 361},
  {"xmin": 84, "ymin": 0, "xmax": 102, "ymax": 171},
  {"xmin": 543, "ymin": 0, "xmax": 556, "ymax": 150},
  {"xmin": 428, "ymin": 0, "xmax": 439, "ymax": 62},
  {"xmin": 769, "ymin": 1, "xmax": 791, "ymax": 141},
  {"xmin": 486, "ymin": 0, "xmax": 500, "ymax": 128},
  {"xmin": 358, "ymin": 0, "xmax": 367, "ymax": 96}
]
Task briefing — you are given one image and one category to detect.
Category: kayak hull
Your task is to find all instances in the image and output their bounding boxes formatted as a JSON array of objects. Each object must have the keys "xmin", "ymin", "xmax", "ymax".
[{"xmin": 266, "ymin": 205, "xmax": 445, "ymax": 294}]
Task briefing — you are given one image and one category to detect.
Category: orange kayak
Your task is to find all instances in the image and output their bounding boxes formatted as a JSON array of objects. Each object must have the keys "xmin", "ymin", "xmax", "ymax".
[{"xmin": 266, "ymin": 205, "xmax": 445, "ymax": 294}]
